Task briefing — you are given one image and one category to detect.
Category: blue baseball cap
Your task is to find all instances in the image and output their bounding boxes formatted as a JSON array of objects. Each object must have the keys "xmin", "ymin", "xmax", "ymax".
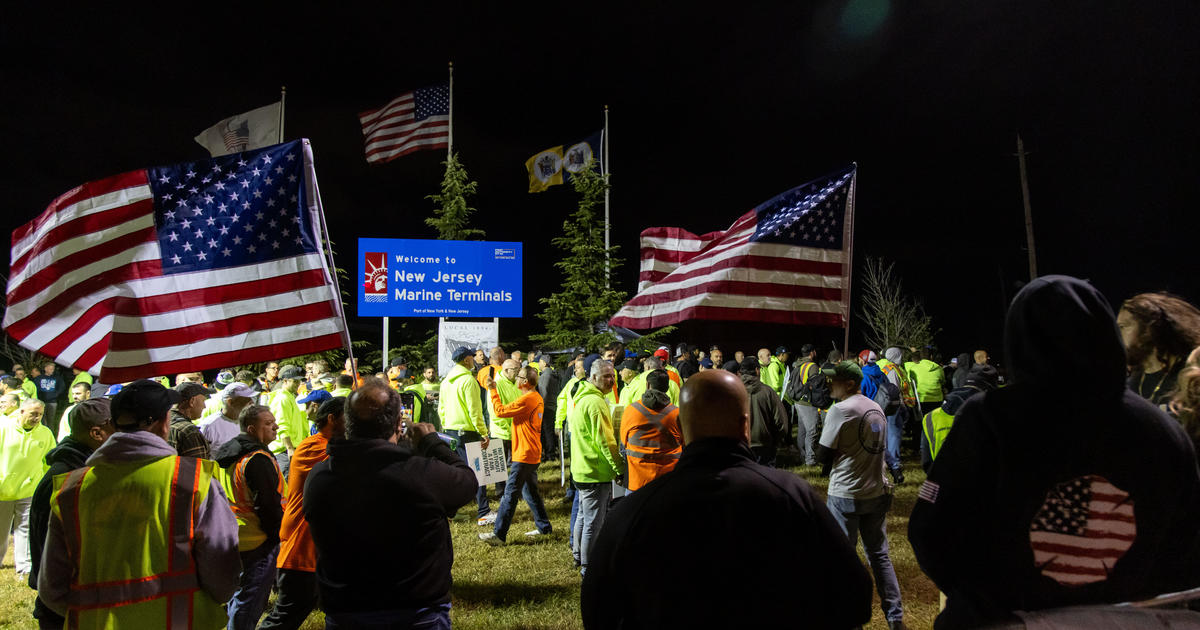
[{"xmin": 297, "ymin": 389, "xmax": 333, "ymax": 405}]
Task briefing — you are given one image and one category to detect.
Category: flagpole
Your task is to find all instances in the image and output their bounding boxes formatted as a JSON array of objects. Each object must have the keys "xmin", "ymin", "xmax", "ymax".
[
  {"xmin": 303, "ymin": 139, "xmax": 355, "ymax": 369},
  {"xmin": 436, "ymin": 61, "xmax": 455, "ymax": 363},
  {"xmin": 278, "ymin": 86, "xmax": 286, "ymax": 144},
  {"xmin": 1016, "ymin": 134, "xmax": 1037, "ymax": 280},
  {"xmin": 841, "ymin": 166, "xmax": 858, "ymax": 357},
  {"xmin": 603, "ymin": 105, "xmax": 610, "ymax": 288}
]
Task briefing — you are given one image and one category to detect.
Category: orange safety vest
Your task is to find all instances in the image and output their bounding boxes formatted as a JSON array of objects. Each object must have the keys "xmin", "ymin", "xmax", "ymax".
[
  {"xmin": 52, "ymin": 456, "xmax": 228, "ymax": 629},
  {"xmin": 222, "ymin": 450, "xmax": 285, "ymax": 552},
  {"xmin": 620, "ymin": 401, "xmax": 682, "ymax": 491},
  {"xmin": 879, "ymin": 361, "xmax": 918, "ymax": 408}
]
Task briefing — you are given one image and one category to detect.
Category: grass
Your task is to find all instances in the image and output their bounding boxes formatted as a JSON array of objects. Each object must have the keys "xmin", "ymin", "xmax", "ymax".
[{"xmin": 0, "ymin": 450, "xmax": 938, "ymax": 629}]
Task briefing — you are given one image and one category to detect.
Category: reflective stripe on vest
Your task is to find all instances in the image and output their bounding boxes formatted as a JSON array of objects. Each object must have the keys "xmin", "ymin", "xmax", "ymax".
[
  {"xmin": 624, "ymin": 401, "xmax": 681, "ymax": 460},
  {"xmin": 798, "ymin": 362, "xmax": 814, "ymax": 385},
  {"xmin": 57, "ymin": 457, "xmax": 207, "ymax": 627},
  {"xmin": 225, "ymin": 450, "xmax": 284, "ymax": 551},
  {"xmin": 923, "ymin": 407, "xmax": 956, "ymax": 461}
]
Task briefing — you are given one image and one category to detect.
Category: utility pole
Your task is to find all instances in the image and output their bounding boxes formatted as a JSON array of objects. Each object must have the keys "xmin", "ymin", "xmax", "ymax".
[{"xmin": 1016, "ymin": 134, "xmax": 1038, "ymax": 280}]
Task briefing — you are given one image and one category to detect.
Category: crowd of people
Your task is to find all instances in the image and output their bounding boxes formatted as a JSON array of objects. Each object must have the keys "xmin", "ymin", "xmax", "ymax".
[{"xmin": 1, "ymin": 276, "xmax": 1199, "ymax": 628}]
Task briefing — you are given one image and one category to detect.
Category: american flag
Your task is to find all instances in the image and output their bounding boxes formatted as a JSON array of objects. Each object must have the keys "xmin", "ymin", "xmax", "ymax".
[
  {"xmin": 609, "ymin": 165, "xmax": 855, "ymax": 329},
  {"xmin": 222, "ymin": 120, "xmax": 250, "ymax": 153},
  {"xmin": 358, "ymin": 84, "xmax": 450, "ymax": 164},
  {"xmin": 3, "ymin": 139, "xmax": 348, "ymax": 383},
  {"xmin": 1030, "ymin": 475, "xmax": 1137, "ymax": 586}
]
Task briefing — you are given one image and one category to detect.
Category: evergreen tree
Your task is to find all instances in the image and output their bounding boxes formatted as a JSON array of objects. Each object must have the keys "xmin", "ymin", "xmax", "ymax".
[
  {"xmin": 425, "ymin": 152, "xmax": 485, "ymax": 241},
  {"xmin": 531, "ymin": 162, "xmax": 672, "ymax": 352}
]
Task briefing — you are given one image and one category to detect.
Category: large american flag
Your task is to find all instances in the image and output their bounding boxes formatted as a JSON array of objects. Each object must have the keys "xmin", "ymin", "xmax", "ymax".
[
  {"xmin": 358, "ymin": 84, "xmax": 450, "ymax": 164},
  {"xmin": 3, "ymin": 139, "xmax": 348, "ymax": 383},
  {"xmin": 1030, "ymin": 475, "xmax": 1137, "ymax": 586},
  {"xmin": 609, "ymin": 165, "xmax": 855, "ymax": 329}
]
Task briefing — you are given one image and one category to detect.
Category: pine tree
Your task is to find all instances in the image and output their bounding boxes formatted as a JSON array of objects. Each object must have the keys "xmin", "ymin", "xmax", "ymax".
[
  {"xmin": 531, "ymin": 163, "xmax": 676, "ymax": 353},
  {"xmin": 425, "ymin": 152, "xmax": 485, "ymax": 241}
]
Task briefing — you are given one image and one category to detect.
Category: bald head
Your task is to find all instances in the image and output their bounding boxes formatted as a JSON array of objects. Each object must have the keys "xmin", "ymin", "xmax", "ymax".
[{"xmin": 679, "ymin": 370, "xmax": 750, "ymax": 445}]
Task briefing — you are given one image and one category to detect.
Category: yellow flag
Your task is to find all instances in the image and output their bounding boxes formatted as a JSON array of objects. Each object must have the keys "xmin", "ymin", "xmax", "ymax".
[{"xmin": 525, "ymin": 146, "xmax": 564, "ymax": 192}]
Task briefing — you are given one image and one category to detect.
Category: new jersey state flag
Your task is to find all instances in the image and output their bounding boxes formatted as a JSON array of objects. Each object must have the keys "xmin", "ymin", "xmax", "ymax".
[{"xmin": 524, "ymin": 131, "xmax": 603, "ymax": 192}]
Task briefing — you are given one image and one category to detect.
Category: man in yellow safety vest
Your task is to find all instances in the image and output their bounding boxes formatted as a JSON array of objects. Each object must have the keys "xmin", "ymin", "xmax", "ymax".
[{"xmin": 38, "ymin": 379, "xmax": 240, "ymax": 629}]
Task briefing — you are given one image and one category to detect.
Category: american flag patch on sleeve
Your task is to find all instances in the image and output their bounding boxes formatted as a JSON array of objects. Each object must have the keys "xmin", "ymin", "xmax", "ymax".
[{"xmin": 918, "ymin": 480, "xmax": 940, "ymax": 503}]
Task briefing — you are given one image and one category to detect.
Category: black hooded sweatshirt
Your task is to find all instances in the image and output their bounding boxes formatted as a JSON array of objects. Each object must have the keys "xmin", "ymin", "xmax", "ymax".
[
  {"xmin": 213, "ymin": 433, "xmax": 283, "ymax": 550},
  {"xmin": 30, "ymin": 436, "xmax": 94, "ymax": 625},
  {"xmin": 302, "ymin": 432, "xmax": 476, "ymax": 614},
  {"xmin": 908, "ymin": 275, "xmax": 1200, "ymax": 628}
]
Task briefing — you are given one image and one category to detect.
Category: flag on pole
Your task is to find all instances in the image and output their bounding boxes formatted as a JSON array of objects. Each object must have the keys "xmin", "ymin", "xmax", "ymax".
[
  {"xmin": 3, "ymin": 140, "xmax": 348, "ymax": 383},
  {"xmin": 609, "ymin": 165, "xmax": 856, "ymax": 329},
  {"xmin": 525, "ymin": 131, "xmax": 602, "ymax": 192},
  {"xmin": 358, "ymin": 84, "xmax": 450, "ymax": 164},
  {"xmin": 194, "ymin": 102, "xmax": 282, "ymax": 157}
]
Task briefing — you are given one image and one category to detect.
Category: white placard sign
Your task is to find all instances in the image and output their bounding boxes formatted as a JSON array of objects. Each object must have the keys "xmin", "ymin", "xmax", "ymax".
[
  {"xmin": 464, "ymin": 439, "xmax": 509, "ymax": 486},
  {"xmin": 438, "ymin": 319, "xmax": 499, "ymax": 377}
]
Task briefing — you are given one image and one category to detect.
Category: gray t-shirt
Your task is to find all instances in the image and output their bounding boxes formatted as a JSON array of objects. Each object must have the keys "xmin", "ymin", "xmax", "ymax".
[
  {"xmin": 198, "ymin": 411, "xmax": 240, "ymax": 454},
  {"xmin": 820, "ymin": 393, "xmax": 888, "ymax": 500}
]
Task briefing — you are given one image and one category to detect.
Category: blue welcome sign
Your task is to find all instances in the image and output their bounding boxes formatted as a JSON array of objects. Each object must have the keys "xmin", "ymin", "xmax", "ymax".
[{"xmin": 357, "ymin": 238, "xmax": 523, "ymax": 318}]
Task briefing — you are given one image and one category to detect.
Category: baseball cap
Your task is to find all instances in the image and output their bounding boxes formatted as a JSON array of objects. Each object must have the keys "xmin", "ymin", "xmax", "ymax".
[
  {"xmin": 653, "ymin": 348, "xmax": 669, "ymax": 361},
  {"xmin": 174, "ymin": 382, "xmax": 215, "ymax": 399},
  {"xmin": 949, "ymin": 357, "xmax": 959, "ymax": 366},
  {"xmin": 775, "ymin": 346, "xmax": 789, "ymax": 355},
  {"xmin": 279, "ymin": 365, "xmax": 304, "ymax": 379},
  {"xmin": 298, "ymin": 388, "xmax": 333, "ymax": 405},
  {"xmin": 68, "ymin": 397, "xmax": 112, "ymax": 431},
  {"xmin": 618, "ymin": 359, "xmax": 640, "ymax": 372},
  {"xmin": 220, "ymin": 382, "xmax": 257, "ymax": 401},
  {"xmin": 822, "ymin": 360, "xmax": 863, "ymax": 383},
  {"xmin": 451, "ymin": 346, "xmax": 474, "ymax": 362},
  {"xmin": 800, "ymin": 343, "xmax": 816, "ymax": 355},
  {"xmin": 389, "ymin": 357, "xmax": 406, "ymax": 368},
  {"xmin": 215, "ymin": 370, "xmax": 235, "ymax": 386},
  {"xmin": 858, "ymin": 350, "xmax": 877, "ymax": 364},
  {"xmin": 105, "ymin": 383, "xmax": 124, "ymax": 396},
  {"xmin": 582, "ymin": 353, "xmax": 602, "ymax": 376},
  {"xmin": 111, "ymin": 379, "xmax": 182, "ymax": 429},
  {"xmin": 699, "ymin": 358, "xmax": 714, "ymax": 368}
]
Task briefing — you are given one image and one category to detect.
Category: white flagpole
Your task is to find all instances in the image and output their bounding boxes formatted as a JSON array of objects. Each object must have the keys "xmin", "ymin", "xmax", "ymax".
[
  {"xmin": 437, "ymin": 62, "xmax": 455, "ymax": 358},
  {"xmin": 603, "ymin": 105, "xmax": 610, "ymax": 288},
  {"xmin": 302, "ymin": 139, "xmax": 355, "ymax": 367},
  {"xmin": 278, "ymin": 86, "xmax": 286, "ymax": 144},
  {"xmin": 842, "ymin": 165, "xmax": 858, "ymax": 357}
]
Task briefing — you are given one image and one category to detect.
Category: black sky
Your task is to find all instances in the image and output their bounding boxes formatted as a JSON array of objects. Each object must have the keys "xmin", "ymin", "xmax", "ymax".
[{"xmin": 3, "ymin": 3, "xmax": 1198, "ymax": 364}]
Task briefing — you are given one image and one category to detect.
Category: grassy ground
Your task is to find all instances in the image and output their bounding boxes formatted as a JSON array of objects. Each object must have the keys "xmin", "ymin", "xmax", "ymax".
[{"xmin": 0, "ymin": 451, "xmax": 937, "ymax": 629}]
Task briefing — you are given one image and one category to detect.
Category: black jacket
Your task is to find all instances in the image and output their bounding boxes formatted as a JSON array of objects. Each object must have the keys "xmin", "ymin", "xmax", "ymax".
[
  {"xmin": 909, "ymin": 275, "xmax": 1200, "ymax": 628},
  {"xmin": 741, "ymin": 373, "xmax": 788, "ymax": 449},
  {"xmin": 30, "ymin": 436, "xmax": 95, "ymax": 623},
  {"xmin": 582, "ymin": 438, "xmax": 872, "ymax": 629},
  {"xmin": 303, "ymin": 432, "xmax": 476, "ymax": 613},
  {"xmin": 214, "ymin": 433, "xmax": 283, "ymax": 549}
]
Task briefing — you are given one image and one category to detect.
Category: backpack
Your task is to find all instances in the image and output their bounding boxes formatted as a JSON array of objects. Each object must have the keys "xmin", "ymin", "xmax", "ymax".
[
  {"xmin": 869, "ymin": 371, "xmax": 901, "ymax": 415},
  {"xmin": 879, "ymin": 362, "xmax": 917, "ymax": 408},
  {"xmin": 788, "ymin": 362, "xmax": 833, "ymax": 410}
]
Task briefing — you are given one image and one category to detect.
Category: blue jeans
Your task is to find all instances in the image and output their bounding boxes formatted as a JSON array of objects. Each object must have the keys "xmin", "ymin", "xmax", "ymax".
[
  {"xmin": 228, "ymin": 543, "xmax": 279, "ymax": 630},
  {"xmin": 567, "ymin": 481, "xmax": 579, "ymax": 551},
  {"xmin": 274, "ymin": 451, "xmax": 291, "ymax": 481},
  {"xmin": 325, "ymin": 603, "xmax": 451, "ymax": 629},
  {"xmin": 884, "ymin": 407, "xmax": 905, "ymax": 472},
  {"xmin": 572, "ymin": 481, "xmax": 611, "ymax": 575},
  {"xmin": 494, "ymin": 461, "xmax": 552, "ymax": 541},
  {"xmin": 826, "ymin": 494, "xmax": 903, "ymax": 623}
]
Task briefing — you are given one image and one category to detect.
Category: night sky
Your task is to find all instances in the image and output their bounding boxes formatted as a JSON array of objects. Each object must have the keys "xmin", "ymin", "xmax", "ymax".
[{"xmin": 4, "ymin": 3, "xmax": 1198, "ymax": 365}]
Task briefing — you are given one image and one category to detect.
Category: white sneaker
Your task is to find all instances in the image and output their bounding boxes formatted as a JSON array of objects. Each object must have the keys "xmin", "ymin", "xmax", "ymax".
[
  {"xmin": 477, "ymin": 511, "xmax": 497, "ymax": 526},
  {"xmin": 478, "ymin": 532, "xmax": 504, "ymax": 546},
  {"xmin": 524, "ymin": 529, "xmax": 549, "ymax": 537}
]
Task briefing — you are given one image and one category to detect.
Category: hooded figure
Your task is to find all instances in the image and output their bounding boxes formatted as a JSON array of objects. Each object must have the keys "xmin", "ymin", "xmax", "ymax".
[
  {"xmin": 908, "ymin": 275, "xmax": 1200, "ymax": 628},
  {"xmin": 950, "ymin": 353, "xmax": 972, "ymax": 389}
]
